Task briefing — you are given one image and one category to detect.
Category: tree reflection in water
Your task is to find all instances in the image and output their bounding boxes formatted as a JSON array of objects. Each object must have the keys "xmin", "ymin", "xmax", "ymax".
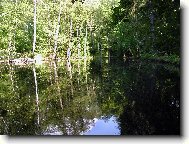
[
  {"xmin": 90, "ymin": 58, "xmax": 180, "ymax": 135},
  {"xmin": 0, "ymin": 59, "xmax": 180, "ymax": 135}
]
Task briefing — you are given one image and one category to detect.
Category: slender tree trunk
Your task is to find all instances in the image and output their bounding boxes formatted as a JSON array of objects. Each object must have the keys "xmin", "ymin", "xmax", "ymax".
[
  {"xmin": 131, "ymin": 0, "xmax": 140, "ymax": 58},
  {"xmin": 97, "ymin": 32, "xmax": 102, "ymax": 65},
  {"xmin": 7, "ymin": 35, "xmax": 16, "ymax": 93},
  {"xmin": 8, "ymin": 62, "xmax": 15, "ymax": 92},
  {"xmin": 53, "ymin": 61, "xmax": 63, "ymax": 109},
  {"xmin": 33, "ymin": 65, "xmax": 40, "ymax": 125},
  {"xmin": 52, "ymin": 2, "xmax": 56, "ymax": 56},
  {"xmin": 13, "ymin": 0, "xmax": 18, "ymax": 57},
  {"xmin": 53, "ymin": 1, "xmax": 62, "ymax": 59},
  {"xmin": 67, "ymin": 18, "xmax": 72, "ymax": 60},
  {"xmin": 84, "ymin": 59, "xmax": 88, "ymax": 92},
  {"xmin": 49, "ymin": 61, "xmax": 53, "ymax": 85},
  {"xmin": 134, "ymin": 2, "xmax": 140, "ymax": 57},
  {"xmin": 77, "ymin": 59, "xmax": 81, "ymax": 90},
  {"xmin": 78, "ymin": 27, "xmax": 82, "ymax": 58},
  {"xmin": 100, "ymin": 43, "xmax": 102, "ymax": 62},
  {"xmin": 47, "ymin": 5, "xmax": 52, "ymax": 55},
  {"xmin": 84, "ymin": 25, "xmax": 88, "ymax": 59},
  {"xmin": 33, "ymin": 0, "xmax": 37, "ymax": 56},
  {"xmin": 76, "ymin": 26, "xmax": 80, "ymax": 59},
  {"xmin": 90, "ymin": 15, "xmax": 94, "ymax": 49},
  {"xmin": 67, "ymin": 59, "xmax": 72, "ymax": 79},
  {"xmin": 7, "ymin": 36, "xmax": 12, "ymax": 62},
  {"xmin": 149, "ymin": 0, "xmax": 155, "ymax": 49},
  {"xmin": 66, "ymin": 58, "xmax": 73, "ymax": 98},
  {"xmin": 78, "ymin": 59, "xmax": 81, "ymax": 75}
]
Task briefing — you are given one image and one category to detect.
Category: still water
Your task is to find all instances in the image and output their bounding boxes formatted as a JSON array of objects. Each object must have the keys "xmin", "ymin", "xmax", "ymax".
[{"xmin": 0, "ymin": 58, "xmax": 180, "ymax": 135}]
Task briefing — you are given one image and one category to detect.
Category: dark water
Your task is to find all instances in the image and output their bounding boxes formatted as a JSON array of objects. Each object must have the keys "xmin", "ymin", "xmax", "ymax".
[{"xmin": 0, "ymin": 58, "xmax": 180, "ymax": 135}]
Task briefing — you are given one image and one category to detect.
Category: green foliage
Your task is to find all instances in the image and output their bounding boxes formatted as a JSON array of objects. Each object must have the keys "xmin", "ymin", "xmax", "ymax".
[
  {"xmin": 0, "ymin": 0, "xmax": 180, "ymax": 62},
  {"xmin": 101, "ymin": 0, "xmax": 180, "ymax": 59},
  {"xmin": 0, "ymin": 0, "xmax": 119, "ymax": 59}
]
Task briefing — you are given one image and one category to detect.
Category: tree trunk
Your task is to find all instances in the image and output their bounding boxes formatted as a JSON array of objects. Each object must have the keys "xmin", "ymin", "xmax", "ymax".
[
  {"xmin": 84, "ymin": 25, "xmax": 88, "ymax": 58},
  {"xmin": 53, "ymin": 61, "xmax": 63, "ymax": 109},
  {"xmin": 76, "ymin": 26, "xmax": 80, "ymax": 59},
  {"xmin": 149, "ymin": 0, "xmax": 155, "ymax": 49},
  {"xmin": 90, "ymin": 15, "xmax": 94, "ymax": 49},
  {"xmin": 33, "ymin": 65, "xmax": 40, "ymax": 125},
  {"xmin": 67, "ymin": 18, "xmax": 73, "ymax": 60},
  {"xmin": 66, "ymin": 59, "xmax": 73, "ymax": 97},
  {"xmin": 33, "ymin": 0, "xmax": 37, "ymax": 56},
  {"xmin": 8, "ymin": 61, "xmax": 15, "ymax": 92},
  {"xmin": 47, "ymin": 5, "xmax": 52, "ymax": 55},
  {"xmin": 7, "ymin": 36, "xmax": 12, "ymax": 62},
  {"xmin": 53, "ymin": 1, "xmax": 62, "ymax": 59}
]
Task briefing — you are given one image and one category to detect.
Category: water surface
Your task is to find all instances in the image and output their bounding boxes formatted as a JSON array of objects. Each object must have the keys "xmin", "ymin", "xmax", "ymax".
[{"xmin": 0, "ymin": 59, "xmax": 180, "ymax": 135}]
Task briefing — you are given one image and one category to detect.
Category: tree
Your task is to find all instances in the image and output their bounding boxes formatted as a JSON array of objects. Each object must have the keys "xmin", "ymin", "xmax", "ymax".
[{"xmin": 33, "ymin": 0, "xmax": 37, "ymax": 56}]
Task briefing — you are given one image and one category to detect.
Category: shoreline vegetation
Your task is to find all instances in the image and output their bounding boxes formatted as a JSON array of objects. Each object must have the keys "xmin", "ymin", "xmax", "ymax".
[
  {"xmin": 140, "ymin": 54, "xmax": 180, "ymax": 66},
  {"xmin": 0, "ymin": 54, "xmax": 180, "ymax": 67},
  {"xmin": 0, "ymin": 0, "xmax": 180, "ymax": 66}
]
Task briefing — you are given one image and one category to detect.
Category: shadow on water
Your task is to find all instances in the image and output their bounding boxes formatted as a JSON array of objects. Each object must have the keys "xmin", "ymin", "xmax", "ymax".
[
  {"xmin": 0, "ymin": 58, "xmax": 180, "ymax": 135},
  {"xmin": 89, "ymin": 58, "xmax": 180, "ymax": 135}
]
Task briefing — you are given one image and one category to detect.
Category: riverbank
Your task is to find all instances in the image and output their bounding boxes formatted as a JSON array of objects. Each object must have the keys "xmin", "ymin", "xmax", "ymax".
[{"xmin": 140, "ymin": 53, "xmax": 180, "ymax": 66}]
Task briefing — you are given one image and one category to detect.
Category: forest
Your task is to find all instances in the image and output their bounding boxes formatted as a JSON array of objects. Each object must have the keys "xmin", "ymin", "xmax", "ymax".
[
  {"xmin": 0, "ymin": 0, "xmax": 180, "ymax": 135},
  {"xmin": 0, "ymin": 0, "xmax": 180, "ymax": 63}
]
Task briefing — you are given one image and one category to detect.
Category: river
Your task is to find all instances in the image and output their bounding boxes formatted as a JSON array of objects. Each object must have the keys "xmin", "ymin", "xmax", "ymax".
[{"xmin": 0, "ymin": 58, "xmax": 180, "ymax": 135}]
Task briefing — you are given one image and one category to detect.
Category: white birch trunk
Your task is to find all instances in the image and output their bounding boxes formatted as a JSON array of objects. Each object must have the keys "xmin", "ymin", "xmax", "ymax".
[
  {"xmin": 76, "ymin": 26, "xmax": 80, "ymax": 59},
  {"xmin": 67, "ymin": 18, "xmax": 72, "ymax": 59},
  {"xmin": 33, "ymin": 0, "xmax": 37, "ymax": 56},
  {"xmin": 66, "ymin": 59, "xmax": 73, "ymax": 96},
  {"xmin": 84, "ymin": 26, "xmax": 88, "ymax": 58},
  {"xmin": 53, "ymin": 2, "xmax": 62, "ymax": 59},
  {"xmin": 53, "ymin": 61, "xmax": 63, "ymax": 109},
  {"xmin": 47, "ymin": 5, "xmax": 52, "ymax": 53},
  {"xmin": 7, "ymin": 36, "xmax": 12, "ymax": 62},
  {"xmin": 33, "ymin": 66, "xmax": 40, "ymax": 125}
]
